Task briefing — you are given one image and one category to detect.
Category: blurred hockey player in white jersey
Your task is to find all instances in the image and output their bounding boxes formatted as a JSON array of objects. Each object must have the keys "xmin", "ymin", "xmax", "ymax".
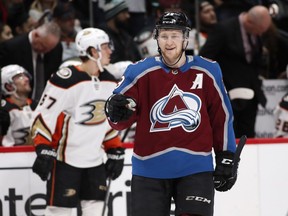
[
  {"xmin": 274, "ymin": 93, "xmax": 288, "ymax": 137},
  {"xmin": 1, "ymin": 64, "xmax": 36, "ymax": 146},
  {"xmin": 30, "ymin": 27, "xmax": 125, "ymax": 216},
  {"xmin": 134, "ymin": 27, "xmax": 159, "ymax": 59}
]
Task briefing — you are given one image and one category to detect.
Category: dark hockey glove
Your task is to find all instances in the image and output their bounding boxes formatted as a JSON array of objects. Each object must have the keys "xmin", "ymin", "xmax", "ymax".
[
  {"xmin": 105, "ymin": 147, "xmax": 125, "ymax": 180},
  {"xmin": 214, "ymin": 151, "xmax": 238, "ymax": 192},
  {"xmin": 32, "ymin": 144, "xmax": 57, "ymax": 181},
  {"xmin": 0, "ymin": 107, "xmax": 10, "ymax": 136},
  {"xmin": 105, "ymin": 94, "xmax": 136, "ymax": 123}
]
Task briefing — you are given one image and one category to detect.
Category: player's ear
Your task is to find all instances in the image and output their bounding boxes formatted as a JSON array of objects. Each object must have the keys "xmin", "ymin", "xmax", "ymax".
[
  {"xmin": 5, "ymin": 83, "xmax": 15, "ymax": 92},
  {"xmin": 33, "ymin": 31, "xmax": 40, "ymax": 40},
  {"xmin": 90, "ymin": 47, "xmax": 99, "ymax": 58}
]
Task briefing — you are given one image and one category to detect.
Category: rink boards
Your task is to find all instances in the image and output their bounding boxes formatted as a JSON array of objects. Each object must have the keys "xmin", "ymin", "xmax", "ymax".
[
  {"xmin": 1, "ymin": 79, "xmax": 288, "ymax": 215},
  {"xmin": 0, "ymin": 139, "xmax": 288, "ymax": 216}
]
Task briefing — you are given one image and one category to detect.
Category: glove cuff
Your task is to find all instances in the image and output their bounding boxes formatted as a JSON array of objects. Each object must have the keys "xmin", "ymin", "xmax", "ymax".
[
  {"xmin": 106, "ymin": 147, "xmax": 125, "ymax": 160},
  {"xmin": 35, "ymin": 144, "xmax": 57, "ymax": 158}
]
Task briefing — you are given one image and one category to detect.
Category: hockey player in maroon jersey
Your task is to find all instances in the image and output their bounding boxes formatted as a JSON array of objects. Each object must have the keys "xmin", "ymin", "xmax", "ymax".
[
  {"xmin": 31, "ymin": 28, "xmax": 125, "ymax": 216},
  {"xmin": 105, "ymin": 12, "xmax": 238, "ymax": 216}
]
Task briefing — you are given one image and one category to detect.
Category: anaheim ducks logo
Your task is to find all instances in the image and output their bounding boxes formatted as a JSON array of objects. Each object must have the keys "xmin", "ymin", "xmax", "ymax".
[
  {"xmin": 56, "ymin": 68, "xmax": 72, "ymax": 79},
  {"xmin": 83, "ymin": 29, "xmax": 92, "ymax": 35},
  {"xmin": 13, "ymin": 127, "xmax": 30, "ymax": 145},
  {"xmin": 99, "ymin": 185, "xmax": 107, "ymax": 191},
  {"xmin": 78, "ymin": 99, "xmax": 106, "ymax": 125},
  {"xmin": 1, "ymin": 99, "xmax": 6, "ymax": 107},
  {"xmin": 63, "ymin": 189, "xmax": 76, "ymax": 197}
]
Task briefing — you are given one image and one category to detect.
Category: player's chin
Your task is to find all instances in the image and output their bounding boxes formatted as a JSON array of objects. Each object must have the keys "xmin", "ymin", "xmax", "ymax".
[
  {"xmin": 163, "ymin": 52, "xmax": 178, "ymax": 60},
  {"xmin": 102, "ymin": 59, "xmax": 110, "ymax": 66},
  {"xmin": 24, "ymin": 85, "xmax": 32, "ymax": 91},
  {"xmin": 165, "ymin": 49, "xmax": 180, "ymax": 56},
  {"xmin": 26, "ymin": 88, "xmax": 32, "ymax": 93}
]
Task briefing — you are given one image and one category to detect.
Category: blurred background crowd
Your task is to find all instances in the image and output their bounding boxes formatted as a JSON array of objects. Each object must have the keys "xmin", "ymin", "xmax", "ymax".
[
  {"xmin": 1, "ymin": 0, "xmax": 288, "ymax": 145},
  {"xmin": 1, "ymin": 0, "xmax": 288, "ymax": 76}
]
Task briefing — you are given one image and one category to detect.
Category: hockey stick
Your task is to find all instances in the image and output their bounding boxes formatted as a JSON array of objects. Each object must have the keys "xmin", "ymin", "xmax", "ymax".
[
  {"xmin": 100, "ymin": 132, "xmax": 127, "ymax": 216},
  {"xmin": 121, "ymin": 126, "xmax": 131, "ymax": 143},
  {"xmin": 101, "ymin": 177, "xmax": 112, "ymax": 216},
  {"xmin": 232, "ymin": 135, "xmax": 247, "ymax": 177}
]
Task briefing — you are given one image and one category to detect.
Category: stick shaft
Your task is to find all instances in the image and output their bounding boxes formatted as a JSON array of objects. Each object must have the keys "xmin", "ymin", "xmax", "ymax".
[
  {"xmin": 102, "ymin": 177, "xmax": 112, "ymax": 216},
  {"xmin": 232, "ymin": 135, "xmax": 247, "ymax": 176}
]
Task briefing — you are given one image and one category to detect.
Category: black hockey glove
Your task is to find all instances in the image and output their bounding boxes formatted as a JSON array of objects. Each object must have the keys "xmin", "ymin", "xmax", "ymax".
[
  {"xmin": 32, "ymin": 144, "xmax": 57, "ymax": 181},
  {"xmin": 0, "ymin": 107, "xmax": 10, "ymax": 136},
  {"xmin": 105, "ymin": 147, "xmax": 125, "ymax": 180},
  {"xmin": 214, "ymin": 151, "xmax": 238, "ymax": 192},
  {"xmin": 105, "ymin": 94, "xmax": 136, "ymax": 123}
]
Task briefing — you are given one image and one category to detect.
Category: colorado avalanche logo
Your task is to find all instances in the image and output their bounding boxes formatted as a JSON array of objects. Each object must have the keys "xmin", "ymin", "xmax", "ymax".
[{"xmin": 150, "ymin": 84, "xmax": 201, "ymax": 132}]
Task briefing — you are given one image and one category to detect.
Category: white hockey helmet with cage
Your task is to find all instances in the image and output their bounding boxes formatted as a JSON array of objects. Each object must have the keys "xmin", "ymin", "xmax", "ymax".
[
  {"xmin": 1, "ymin": 64, "xmax": 31, "ymax": 95},
  {"xmin": 75, "ymin": 27, "xmax": 111, "ymax": 56}
]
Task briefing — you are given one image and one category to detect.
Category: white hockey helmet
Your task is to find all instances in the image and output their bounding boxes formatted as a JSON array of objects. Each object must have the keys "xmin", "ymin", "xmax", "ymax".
[
  {"xmin": 1, "ymin": 64, "xmax": 31, "ymax": 95},
  {"xmin": 75, "ymin": 27, "xmax": 111, "ymax": 56},
  {"xmin": 59, "ymin": 57, "xmax": 82, "ymax": 69}
]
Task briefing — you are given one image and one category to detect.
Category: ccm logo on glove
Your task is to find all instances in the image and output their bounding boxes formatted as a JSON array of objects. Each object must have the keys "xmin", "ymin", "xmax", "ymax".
[{"xmin": 221, "ymin": 158, "xmax": 233, "ymax": 164}]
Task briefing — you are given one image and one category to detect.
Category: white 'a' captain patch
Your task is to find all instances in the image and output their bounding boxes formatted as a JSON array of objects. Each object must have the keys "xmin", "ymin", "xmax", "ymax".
[{"xmin": 190, "ymin": 73, "xmax": 203, "ymax": 89}]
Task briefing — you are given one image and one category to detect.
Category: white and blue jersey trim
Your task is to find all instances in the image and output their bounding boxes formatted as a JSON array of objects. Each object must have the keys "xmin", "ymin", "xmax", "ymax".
[{"xmin": 132, "ymin": 148, "xmax": 214, "ymax": 179}]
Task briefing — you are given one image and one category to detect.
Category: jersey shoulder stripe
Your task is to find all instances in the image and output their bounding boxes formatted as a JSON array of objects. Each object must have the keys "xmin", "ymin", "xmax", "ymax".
[
  {"xmin": 192, "ymin": 55, "xmax": 223, "ymax": 80},
  {"xmin": 49, "ymin": 66, "xmax": 90, "ymax": 89},
  {"xmin": 114, "ymin": 57, "xmax": 161, "ymax": 94},
  {"xmin": 30, "ymin": 99, "xmax": 38, "ymax": 110},
  {"xmin": 1, "ymin": 98, "xmax": 37, "ymax": 112},
  {"xmin": 126, "ymin": 57, "xmax": 161, "ymax": 77},
  {"xmin": 1, "ymin": 99, "xmax": 18, "ymax": 111}
]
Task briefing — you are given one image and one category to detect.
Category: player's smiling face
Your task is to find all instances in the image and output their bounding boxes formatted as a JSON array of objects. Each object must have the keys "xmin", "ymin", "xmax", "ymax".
[{"xmin": 158, "ymin": 29, "xmax": 184, "ymax": 62}]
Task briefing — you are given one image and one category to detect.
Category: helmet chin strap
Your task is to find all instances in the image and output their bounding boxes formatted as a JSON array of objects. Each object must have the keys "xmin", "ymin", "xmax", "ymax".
[
  {"xmin": 87, "ymin": 53, "xmax": 104, "ymax": 72},
  {"xmin": 157, "ymin": 40, "xmax": 189, "ymax": 68}
]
